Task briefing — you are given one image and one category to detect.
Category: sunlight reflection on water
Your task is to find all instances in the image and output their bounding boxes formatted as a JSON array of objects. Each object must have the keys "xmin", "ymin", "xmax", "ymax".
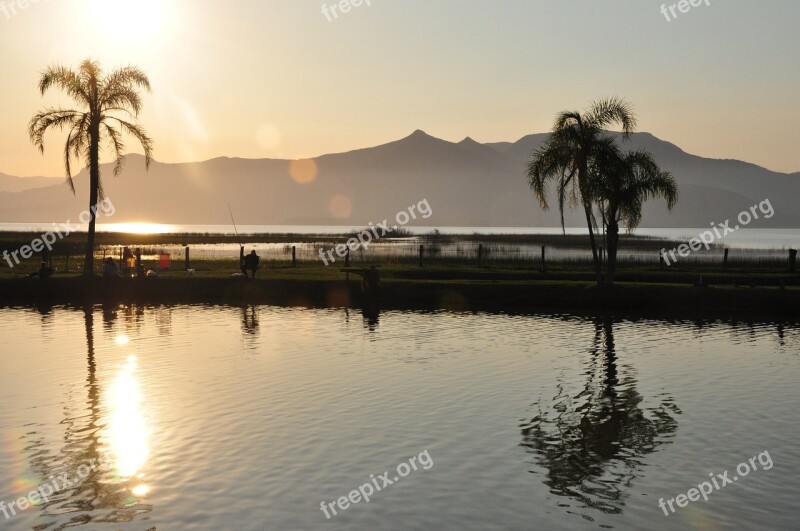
[{"xmin": 0, "ymin": 305, "xmax": 798, "ymax": 530}]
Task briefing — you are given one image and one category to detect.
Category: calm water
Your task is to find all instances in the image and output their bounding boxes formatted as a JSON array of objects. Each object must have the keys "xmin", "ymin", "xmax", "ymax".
[{"xmin": 1, "ymin": 305, "xmax": 799, "ymax": 530}]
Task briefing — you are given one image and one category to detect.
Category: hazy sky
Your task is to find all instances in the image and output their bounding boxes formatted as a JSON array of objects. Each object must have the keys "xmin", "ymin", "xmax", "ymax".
[{"xmin": 1, "ymin": 0, "xmax": 798, "ymax": 177}]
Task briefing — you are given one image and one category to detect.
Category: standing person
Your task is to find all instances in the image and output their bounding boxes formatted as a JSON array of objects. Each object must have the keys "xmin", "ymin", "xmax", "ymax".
[{"xmin": 242, "ymin": 250, "xmax": 260, "ymax": 279}]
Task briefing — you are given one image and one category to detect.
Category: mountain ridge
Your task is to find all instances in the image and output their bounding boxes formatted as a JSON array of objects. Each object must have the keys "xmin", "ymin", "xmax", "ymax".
[{"xmin": 1, "ymin": 131, "xmax": 799, "ymax": 228}]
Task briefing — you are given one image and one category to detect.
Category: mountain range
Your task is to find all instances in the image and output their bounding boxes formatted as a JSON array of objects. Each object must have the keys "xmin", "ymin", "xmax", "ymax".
[{"xmin": 1, "ymin": 130, "xmax": 799, "ymax": 228}]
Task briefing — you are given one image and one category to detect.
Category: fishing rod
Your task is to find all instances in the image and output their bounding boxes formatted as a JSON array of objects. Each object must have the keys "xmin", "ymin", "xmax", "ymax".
[
  {"xmin": 227, "ymin": 203, "xmax": 244, "ymax": 265},
  {"xmin": 227, "ymin": 203, "xmax": 242, "ymax": 245}
]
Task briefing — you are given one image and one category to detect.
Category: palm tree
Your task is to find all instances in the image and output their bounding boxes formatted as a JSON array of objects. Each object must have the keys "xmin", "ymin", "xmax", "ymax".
[
  {"xmin": 590, "ymin": 139, "xmax": 677, "ymax": 284},
  {"xmin": 527, "ymin": 97, "xmax": 636, "ymax": 284},
  {"xmin": 29, "ymin": 59, "xmax": 153, "ymax": 277}
]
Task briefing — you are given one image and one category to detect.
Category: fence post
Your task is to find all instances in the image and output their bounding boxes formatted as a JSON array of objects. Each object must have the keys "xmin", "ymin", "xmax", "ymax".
[
  {"xmin": 790, "ymin": 249, "xmax": 797, "ymax": 273},
  {"xmin": 185, "ymin": 246, "xmax": 190, "ymax": 271},
  {"xmin": 540, "ymin": 245, "xmax": 546, "ymax": 273},
  {"xmin": 292, "ymin": 246, "xmax": 297, "ymax": 268},
  {"xmin": 723, "ymin": 248, "xmax": 729, "ymax": 271},
  {"xmin": 659, "ymin": 249, "xmax": 665, "ymax": 269},
  {"xmin": 477, "ymin": 244, "xmax": 483, "ymax": 266},
  {"xmin": 419, "ymin": 245, "xmax": 424, "ymax": 267}
]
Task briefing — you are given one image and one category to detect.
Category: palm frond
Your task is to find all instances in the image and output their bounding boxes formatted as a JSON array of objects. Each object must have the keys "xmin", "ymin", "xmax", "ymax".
[
  {"xmin": 38, "ymin": 65, "xmax": 90, "ymax": 104},
  {"xmin": 107, "ymin": 117, "xmax": 153, "ymax": 169},
  {"xmin": 28, "ymin": 109, "xmax": 83, "ymax": 153},
  {"xmin": 585, "ymin": 97, "xmax": 637, "ymax": 139},
  {"xmin": 102, "ymin": 122, "xmax": 126, "ymax": 176}
]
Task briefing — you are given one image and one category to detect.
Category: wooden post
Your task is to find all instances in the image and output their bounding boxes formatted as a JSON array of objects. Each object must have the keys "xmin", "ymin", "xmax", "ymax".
[
  {"xmin": 789, "ymin": 249, "xmax": 797, "ymax": 273},
  {"xmin": 540, "ymin": 245, "xmax": 546, "ymax": 273},
  {"xmin": 419, "ymin": 245, "xmax": 424, "ymax": 267},
  {"xmin": 659, "ymin": 249, "xmax": 665, "ymax": 270},
  {"xmin": 185, "ymin": 246, "xmax": 190, "ymax": 271},
  {"xmin": 723, "ymin": 248, "xmax": 729, "ymax": 271},
  {"xmin": 345, "ymin": 247, "xmax": 350, "ymax": 267},
  {"xmin": 292, "ymin": 246, "xmax": 297, "ymax": 268},
  {"xmin": 477, "ymin": 243, "xmax": 483, "ymax": 266}
]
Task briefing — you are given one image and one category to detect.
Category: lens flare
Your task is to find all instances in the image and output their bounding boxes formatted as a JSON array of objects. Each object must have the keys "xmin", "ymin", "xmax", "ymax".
[
  {"xmin": 329, "ymin": 194, "xmax": 352, "ymax": 219},
  {"xmin": 289, "ymin": 159, "xmax": 318, "ymax": 184}
]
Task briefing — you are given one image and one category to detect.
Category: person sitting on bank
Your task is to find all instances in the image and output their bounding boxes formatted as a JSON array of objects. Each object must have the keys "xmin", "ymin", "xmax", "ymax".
[
  {"xmin": 350, "ymin": 265, "xmax": 380, "ymax": 296},
  {"xmin": 242, "ymin": 250, "xmax": 260, "ymax": 278},
  {"xmin": 27, "ymin": 262, "xmax": 54, "ymax": 279},
  {"xmin": 103, "ymin": 257, "xmax": 120, "ymax": 278}
]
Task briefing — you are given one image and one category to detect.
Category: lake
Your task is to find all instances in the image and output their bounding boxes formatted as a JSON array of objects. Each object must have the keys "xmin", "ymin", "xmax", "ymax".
[
  {"xmin": 1, "ymin": 224, "xmax": 799, "ymax": 250},
  {"xmin": 1, "ymin": 305, "xmax": 798, "ymax": 530}
]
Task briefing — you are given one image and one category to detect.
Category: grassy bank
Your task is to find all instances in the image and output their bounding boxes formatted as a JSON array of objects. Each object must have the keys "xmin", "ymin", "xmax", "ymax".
[
  {"xmin": 1, "ymin": 265, "xmax": 798, "ymax": 319},
  {"xmin": 2, "ymin": 230, "xmax": 798, "ymax": 317}
]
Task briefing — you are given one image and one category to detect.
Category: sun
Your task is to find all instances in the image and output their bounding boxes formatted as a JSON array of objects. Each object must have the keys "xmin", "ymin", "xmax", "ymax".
[{"xmin": 86, "ymin": 0, "xmax": 171, "ymax": 47}]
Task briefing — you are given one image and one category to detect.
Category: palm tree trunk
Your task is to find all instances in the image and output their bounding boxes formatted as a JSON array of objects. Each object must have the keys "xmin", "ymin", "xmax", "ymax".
[
  {"xmin": 578, "ymin": 163, "xmax": 602, "ymax": 285},
  {"xmin": 83, "ymin": 123, "xmax": 100, "ymax": 278},
  {"xmin": 606, "ymin": 219, "xmax": 620, "ymax": 285},
  {"xmin": 583, "ymin": 204, "xmax": 602, "ymax": 285}
]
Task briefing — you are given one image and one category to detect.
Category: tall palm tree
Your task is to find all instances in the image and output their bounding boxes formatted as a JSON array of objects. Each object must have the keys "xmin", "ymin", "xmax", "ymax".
[
  {"xmin": 29, "ymin": 59, "xmax": 153, "ymax": 277},
  {"xmin": 527, "ymin": 97, "xmax": 636, "ymax": 284},
  {"xmin": 590, "ymin": 139, "xmax": 677, "ymax": 284}
]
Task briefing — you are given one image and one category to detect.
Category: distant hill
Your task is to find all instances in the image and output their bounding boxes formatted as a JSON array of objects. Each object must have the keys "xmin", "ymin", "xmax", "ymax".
[
  {"xmin": 0, "ymin": 173, "xmax": 61, "ymax": 193},
  {"xmin": 1, "ymin": 131, "xmax": 799, "ymax": 228}
]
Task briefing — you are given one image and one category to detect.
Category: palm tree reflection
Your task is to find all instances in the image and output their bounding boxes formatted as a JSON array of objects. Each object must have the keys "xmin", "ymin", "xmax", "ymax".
[
  {"xmin": 24, "ymin": 305, "xmax": 152, "ymax": 526},
  {"xmin": 520, "ymin": 316, "xmax": 680, "ymax": 516}
]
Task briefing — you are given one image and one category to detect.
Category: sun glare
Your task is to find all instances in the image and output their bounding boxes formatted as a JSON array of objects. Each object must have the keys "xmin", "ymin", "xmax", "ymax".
[
  {"xmin": 102, "ymin": 223, "xmax": 178, "ymax": 235},
  {"xmin": 109, "ymin": 355, "xmax": 149, "ymax": 478},
  {"xmin": 86, "ymin": 0, "xmax": 171, "ymax": 47}
]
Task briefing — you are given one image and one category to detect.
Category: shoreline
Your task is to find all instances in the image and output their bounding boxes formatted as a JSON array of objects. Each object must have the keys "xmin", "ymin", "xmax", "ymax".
[{"xmin": 2, "ymin": 276, "xmax": 798, "ymax": 320}]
